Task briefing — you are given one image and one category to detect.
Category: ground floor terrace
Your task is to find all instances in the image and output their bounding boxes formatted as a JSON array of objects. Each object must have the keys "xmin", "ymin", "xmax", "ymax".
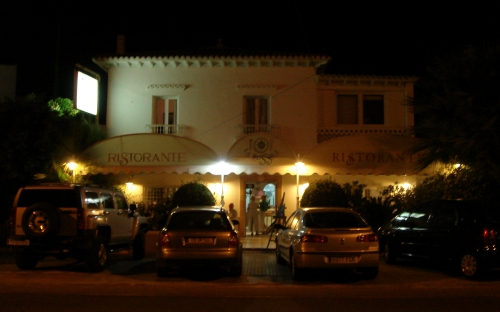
[{"xmin": 79, "ymin": 133, "xmax": 438, "ymax": 238}]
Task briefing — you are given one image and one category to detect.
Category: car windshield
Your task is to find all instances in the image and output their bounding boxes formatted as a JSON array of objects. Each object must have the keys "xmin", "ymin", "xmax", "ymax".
[
  {"xmin": 167, "ymin": 211, "xmax": 230, "ymax": 230},
  {"xmin": 303, "ymin": 211, "xmax": 368, "ymax": 228}
]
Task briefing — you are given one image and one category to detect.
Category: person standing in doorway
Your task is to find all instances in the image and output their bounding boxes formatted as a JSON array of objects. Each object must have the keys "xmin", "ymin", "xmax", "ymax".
[
  {"xmin": 247, "ymin": 196, "xmax": 259, "ymax": 236},
  {"xmin": 258, "ymin": 195, "xmax": 270, "ymax": 234}
]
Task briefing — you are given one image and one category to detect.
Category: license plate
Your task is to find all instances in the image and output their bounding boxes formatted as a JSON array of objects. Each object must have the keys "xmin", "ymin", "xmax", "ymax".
[
  {"xmin": 8, "ymin": 238, "xmax": 30, "ymax": 246},
  {"xmin": 186, "ymin": 237, "xmax": 213, "ymax": 244},
  {"xmin": 330, "ymin": 256, "xmax": 359, "ymax": 263}
]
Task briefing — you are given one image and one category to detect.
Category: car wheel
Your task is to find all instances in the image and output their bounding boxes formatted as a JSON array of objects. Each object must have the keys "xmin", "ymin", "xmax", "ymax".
[
  {"xmin": 460, "ymin": 253, "xmax": 481, "ymax": 279},
  {"xmin": 361, "ymin": 266, "xmax": 379, "ymax": 280},
  {"xmin": 290, "ymin": 251, "xmax": 303, "ymax": 280},
  {"xmin": 21, "ymin": 203, "xmax": 61, "ymax": 241},
  {"xmin": 383, "ymin": 242, "xmax": 397, "ymax": 264},
  {"xmin": 14, "ymin": 249, "xmax": 39, "ymax": 270},
  {"xmin": 86, "ymin": 236, "xmax": 108, "ymax": 272},
  {"xmin": 156, "ymin": 261, "xmax": 170, "ymax": 278},
  {"xmin": 132, "ymin": 230, "xmax": 146, "ymax": 260},
  {"xmin": 275, "ymin": 240, "xmax": 286, "ymax": 265},
  {"xmin": 229, "ymin": 262, "xmax": 243, "ymax": 277}
]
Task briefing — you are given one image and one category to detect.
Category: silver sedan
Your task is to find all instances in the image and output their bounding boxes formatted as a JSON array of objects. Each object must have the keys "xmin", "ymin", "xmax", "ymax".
[{"xmin": 275, "ymin": 207, "xmax": 379, "ymax": 280}]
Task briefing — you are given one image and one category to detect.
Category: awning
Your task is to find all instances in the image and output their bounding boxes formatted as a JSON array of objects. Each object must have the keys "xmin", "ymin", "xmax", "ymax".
[
  {"xmin": 81, "ymin": 134, "xmax": 221, "ymax": 174},
  {"xmin": 302, "ymin": 134, "xmax": 438, "ymax": 176},
  {"xmin": 225, "ymin": 133, "xmax": 298, "ymax": 175}
]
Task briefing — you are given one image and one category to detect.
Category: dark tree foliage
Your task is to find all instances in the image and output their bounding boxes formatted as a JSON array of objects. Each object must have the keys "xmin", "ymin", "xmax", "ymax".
[
  {"xmin": 411, "ymin": 44, "xmax": 500, "ymax": 180},
  {"xmin": 0, "ymin": 95, "xmax": 60, "ymax": 220},
  {"xmin": 0, "ymin": 95, "xmax": 107, "ymax": 221}
]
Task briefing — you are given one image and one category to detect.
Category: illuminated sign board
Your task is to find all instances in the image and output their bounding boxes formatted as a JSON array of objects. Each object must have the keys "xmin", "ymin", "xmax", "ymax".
[{"xmin": 75, "ymin": 70, "xmax": 98, "ymax": 115}]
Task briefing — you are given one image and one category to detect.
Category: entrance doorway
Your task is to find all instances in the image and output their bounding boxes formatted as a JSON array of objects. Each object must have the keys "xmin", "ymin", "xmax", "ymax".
[{"xmin": 240, "ymin": 175, "xmax": 282, "ymax": 238}]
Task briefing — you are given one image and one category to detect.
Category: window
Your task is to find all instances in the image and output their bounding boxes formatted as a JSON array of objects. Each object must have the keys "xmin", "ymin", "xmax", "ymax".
[
  {"xmin": 337, "ymin": 95, "xmax": 358, "ymax": 124},
  {"xmin": 153, "ymin": 97, "xmax": 178, "ymax": 133},
  {"xmin": 115, "ymin": 195, "xmax": 128, "ymax": 210},
  {"xmin": 85, "ymin": 191, "xmax": 100, "ymax": 208},
  {"xmin": 336, "ymin": 94, "xmax": 384, "ymax": 125},
  {"xmin": 363, "ymin": 95, "xmax": 384, "ymax": 124},
  {"xmin": 407, "ymin": 204, "xmax": 434, "ymax": 228},
  {"xmin": 145, "ymin": 186, "xmax": 178, "ymax": 207},
  {"xmin": 102, "ymin": 193, "xmax": 115, "ymax": 209},
  {"xmin": 244, "ymin": 97, "xmax": 269, "ymax": 133}
]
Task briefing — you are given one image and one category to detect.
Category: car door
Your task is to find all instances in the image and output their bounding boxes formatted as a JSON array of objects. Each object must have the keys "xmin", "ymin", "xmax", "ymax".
[
  {"xmin": 425, "ymin": 201, "xmax": 458, "ymax": 260},
  {"xmin": 101, "ymin": 192, "xmax": 131, "ymax": 244},
  {"xmin": 277, "ymin": 210, "xmax": 301, "ymax": 263},
  {"xmin": 401, "ymin": 203, "xmax": 433, "ymax": 257}
]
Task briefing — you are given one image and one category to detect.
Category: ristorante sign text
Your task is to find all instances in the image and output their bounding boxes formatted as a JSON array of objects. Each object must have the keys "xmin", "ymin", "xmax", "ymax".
[
  {"xmin": 332, "ymin": 152, "xmax": 425, "ymax": 166},
  {"xmin": 108, "ymin": 152, "xmax": 187, "ymax": 165}
]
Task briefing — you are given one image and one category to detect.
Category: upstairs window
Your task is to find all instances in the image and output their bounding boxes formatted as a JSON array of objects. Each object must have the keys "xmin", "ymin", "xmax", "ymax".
[
  {"xmin": 336, "ymin": 94, "xmax": 385, "ymax": 125},
  {"xmin": 244, "ymin": 97, "xmax": 269, "ymax": 125},
  {"xmin": 337, "ymin": 95, "xmax": 358, "ymax": 124},
  {"xmin": 153, "ymin": 97, "xmax": 178, "ymax": 133},
  {"xmin": 363, "ymin": 95, "xmax": 384, "ymax": 124}
]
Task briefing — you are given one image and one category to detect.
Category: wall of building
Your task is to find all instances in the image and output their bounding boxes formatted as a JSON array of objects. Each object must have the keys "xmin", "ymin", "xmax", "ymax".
[{"xmin": 106, "ymin": 66, "xmax": 318, "ymax": 157}]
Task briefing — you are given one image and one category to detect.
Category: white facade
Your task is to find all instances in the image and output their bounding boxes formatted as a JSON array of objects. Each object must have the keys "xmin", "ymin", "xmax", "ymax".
[{"xmin": 90, "ymin": 50, "xmax": 432, "ymax": 235}]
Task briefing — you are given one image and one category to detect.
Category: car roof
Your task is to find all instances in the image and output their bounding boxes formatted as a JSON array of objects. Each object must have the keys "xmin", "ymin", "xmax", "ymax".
[
  {"xmin": 174, "ymin": 206, "xmax": 225, "ymax": 212},
  {"xmin": 300, "ymin": 207, "xmax": 355, "ymax": 213},
  {"xmin": 21, "ymin": 184, "xmax": 122, "ymax": 193}
]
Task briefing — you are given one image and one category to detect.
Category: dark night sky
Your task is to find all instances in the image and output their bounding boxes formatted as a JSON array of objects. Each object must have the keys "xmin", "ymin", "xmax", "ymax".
[{"xmin": 1, "ymin": 1, "xmax": 499, "ymax": 98}]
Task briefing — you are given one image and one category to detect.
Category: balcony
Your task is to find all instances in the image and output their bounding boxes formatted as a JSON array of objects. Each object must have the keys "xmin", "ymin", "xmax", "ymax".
[
  {"xmin": 236, "ymin": 124, "xmax": 281, "ymax": 138},
  {"xmin": 317, "ymin": 127, "xmax": 411, "ymax": 143},
  {"xmin": 147, "ymin": 124, "xmax": 189, "ymax": 136}
]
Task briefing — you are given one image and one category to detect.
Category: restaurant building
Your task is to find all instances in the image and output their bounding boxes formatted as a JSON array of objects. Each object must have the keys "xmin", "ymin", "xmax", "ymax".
[{"xmin": 85, "ymin": 45, "xmax": 435, "ymax": 236}]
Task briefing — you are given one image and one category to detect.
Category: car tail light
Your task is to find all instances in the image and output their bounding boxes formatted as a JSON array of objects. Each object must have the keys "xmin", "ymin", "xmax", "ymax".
[
  {"xmin": 300, "ymin": 235, "xmax": 328, "ymax": 243},
  {"xmin": 228, "ymin": 231, "xmax": 239, "ymax": 247},
  {"xmin": 483, "ymin": 228, "xmax": 496, "ymax": 248},
  {"xmin": 77, "ymin": 207, "xmax": 85, "ymax": 230},
  {"xmin": 357, "ymin": 234, "xmax": 378, "ymax": 242},
  {"xmin": 8, "ymin": 206, "xmax": 16, "ymax": 235},
  {"xmin": 160, "ymin": 231, "xmax": 171, "ymax": 248}
]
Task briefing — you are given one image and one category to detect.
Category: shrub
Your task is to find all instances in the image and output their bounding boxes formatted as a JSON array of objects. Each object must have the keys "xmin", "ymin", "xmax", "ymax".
[
  {"xmin": 171, "ymin": 180, "xmax": 216, "ymax": 207},
  {"xmin": 300, "ymin": 179, "xmax": 350, "ymax": 208}
]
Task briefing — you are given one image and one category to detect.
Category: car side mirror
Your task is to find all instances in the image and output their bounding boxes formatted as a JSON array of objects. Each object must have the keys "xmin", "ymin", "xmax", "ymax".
[{"xmin": 128, "ymin": 203, "xmax": 137, "ymax": 217}]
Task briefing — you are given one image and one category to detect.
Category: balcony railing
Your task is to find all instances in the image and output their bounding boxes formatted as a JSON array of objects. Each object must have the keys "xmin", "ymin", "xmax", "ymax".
[
  {"xmin": 147, "ymin": 124, "xmax": 189, "ymax": 136},
  {"xmin": 317, "ymin": 127, "xmax": 411, "ymax": 143},
  {"xmin": 236, "ymin": 124, "xmax": 281, "ymax": 137}
]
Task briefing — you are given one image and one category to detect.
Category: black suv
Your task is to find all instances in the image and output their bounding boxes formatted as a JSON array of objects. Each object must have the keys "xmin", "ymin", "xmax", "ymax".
[
  {"xmin": 7, "ymin": 184, "xmax": 149, "ymax": 271},
  {"xmin": 379, "ymin": 200, "xmax": 500, "ymax": 279}
]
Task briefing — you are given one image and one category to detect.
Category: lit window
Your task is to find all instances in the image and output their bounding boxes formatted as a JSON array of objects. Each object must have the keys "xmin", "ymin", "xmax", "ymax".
[{"xmin": 244, "ymin": 96, "xmax": 269, "ymax": 133}]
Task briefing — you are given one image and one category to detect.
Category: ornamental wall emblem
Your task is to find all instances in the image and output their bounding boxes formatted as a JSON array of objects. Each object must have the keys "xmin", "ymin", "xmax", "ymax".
[{"xmin": 244, "ymin": 137, "xmax": 279, "ymax": 165}]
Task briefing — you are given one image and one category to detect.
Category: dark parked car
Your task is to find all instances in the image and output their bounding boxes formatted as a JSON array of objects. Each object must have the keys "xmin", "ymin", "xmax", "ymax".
[
  {"xmin": 156, "ymin": 206, "xmax": 242, "ymax": 277},
  {"xmin": 379, "ymin": 199, "xmax": 500, "ymax": 279}
]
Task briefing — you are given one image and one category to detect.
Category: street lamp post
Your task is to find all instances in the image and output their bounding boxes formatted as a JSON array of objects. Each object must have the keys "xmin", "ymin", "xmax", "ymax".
[
  {"xmin": 295, "ymin": 161, "xmax": 304, "ymax": 210},
  {"xmin": 217, "ymin": 161, "xmax": 227, "ymax": 207},
  {"xmin": 67, "ymin": 161, "xmax": 77, "ymax": 184}
]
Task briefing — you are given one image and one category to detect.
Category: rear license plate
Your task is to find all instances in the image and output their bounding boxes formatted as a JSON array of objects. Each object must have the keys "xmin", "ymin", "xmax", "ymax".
[
  {"xmin": 186, "ymin": 237, "xmax": 213, "ymax": 244},
  {"xmin": 8, "ymin": 238, "xmax": 30, "ymax": 246},
  {"xmin": 329, "ymin": 256, "xmax": 359, "ymax": 263}
]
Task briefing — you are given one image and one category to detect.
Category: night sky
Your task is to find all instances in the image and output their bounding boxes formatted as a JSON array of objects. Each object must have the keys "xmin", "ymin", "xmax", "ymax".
[{"xmin": 1, "ymin": 1, "xmax": 499, "ymax": 98}]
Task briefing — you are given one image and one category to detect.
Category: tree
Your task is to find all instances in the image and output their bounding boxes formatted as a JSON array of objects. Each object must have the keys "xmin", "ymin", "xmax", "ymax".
[
  {"xmin": 410, "ymin": 44, "xmax": 500, "ymax": 180},
  {"xmin": 0, "ymin": 95, "xmax": 61, "ymax": 220},
  {"xmin": 0, "ymin": 95, "xmax": 106, "ymax": 220}
]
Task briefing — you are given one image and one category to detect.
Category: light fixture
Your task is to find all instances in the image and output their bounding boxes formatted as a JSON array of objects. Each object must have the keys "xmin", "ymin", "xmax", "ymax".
[
  {"xmin": 295, "ymin": 160, "xmax": 305, "ymax": 210},
  {"xmin": 67, "ymin": 161, "xmax": 77, "ymax": 183},
  {"xmin": 217, "ymin": 161, "xmax": 228, "ymax": 207},
  {"xmin": 126, "ymin": 176, "xmax": 134, "ymax": 188}
]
